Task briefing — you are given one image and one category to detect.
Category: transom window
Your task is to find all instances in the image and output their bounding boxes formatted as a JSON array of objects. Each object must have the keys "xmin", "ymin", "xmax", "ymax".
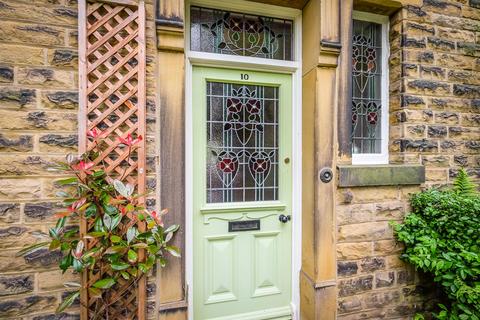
[
  {"xmin": 190, "ymin": 6, "xmax": 293, "ymax": 61},
  {"xmin": 351, "ymin": 12, "xmax": 389, "ymax": 165}
]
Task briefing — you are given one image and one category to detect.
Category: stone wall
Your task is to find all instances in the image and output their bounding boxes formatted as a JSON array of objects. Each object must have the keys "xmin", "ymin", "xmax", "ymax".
[
  {"xmin": 0, "ymin": 0, "xmax": 80, "ymax": 318},
  {"xmin": 336, "ymin": 1, "xmax": 479, "ymax": 319},
  {"xmin": 0, "ymin": 0, "xmax": 162, "ymax": 319}
]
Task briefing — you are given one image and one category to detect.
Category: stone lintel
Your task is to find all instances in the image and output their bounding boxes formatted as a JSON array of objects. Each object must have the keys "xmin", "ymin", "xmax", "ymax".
[{"xmin": 337, "ymin": 164, "xmax": 426, "ymax": 187}]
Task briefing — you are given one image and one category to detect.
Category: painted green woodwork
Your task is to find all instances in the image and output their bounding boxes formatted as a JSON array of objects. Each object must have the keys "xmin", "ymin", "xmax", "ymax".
[{"xmin": 192, "ymin": 66, "xmax": 293, "ymax": 320}]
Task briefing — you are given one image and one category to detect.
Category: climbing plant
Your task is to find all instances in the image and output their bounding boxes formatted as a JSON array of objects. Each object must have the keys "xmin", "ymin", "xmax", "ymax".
[{"xmin": 17, "ymin": 130, "xmax": 180, "ymax": 317}]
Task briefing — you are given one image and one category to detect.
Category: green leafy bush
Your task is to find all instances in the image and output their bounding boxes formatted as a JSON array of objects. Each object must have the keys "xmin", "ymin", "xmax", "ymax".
[{"xmin": 392, "ymin": 172, "xmax": 480, "ymax": 320}]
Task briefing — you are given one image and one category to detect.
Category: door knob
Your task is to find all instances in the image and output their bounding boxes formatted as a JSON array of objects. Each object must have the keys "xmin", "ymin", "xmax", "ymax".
[{"xmin": 279, "ymin": 214, "xmax": 291, "ymax": 223}]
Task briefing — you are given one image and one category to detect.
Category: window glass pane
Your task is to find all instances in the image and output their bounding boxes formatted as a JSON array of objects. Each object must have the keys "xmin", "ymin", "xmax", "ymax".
[
  {"xmin": 352, "ymin": 19, "xmax": 383, "ymax": 154},
  {"xmin": 206, "ymin": 82, "xmax": 279, "ymax": 203},
  {"xmin": 190, "ymin": 6, "xmax": 293, "ymax": 61}
]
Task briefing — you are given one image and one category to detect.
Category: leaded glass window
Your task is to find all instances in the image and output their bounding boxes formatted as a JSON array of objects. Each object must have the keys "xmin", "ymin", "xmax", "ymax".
[
  {"xmin": 190, "ymin": 6, "xmax": 293, "ymax": 61},
  {"xmin": 206, "ymin": 82, "xmax": 278, "ymax": 203},
  {"xmin": 351, "ymin": 19, "xmax": 383, "ymax": 154}
]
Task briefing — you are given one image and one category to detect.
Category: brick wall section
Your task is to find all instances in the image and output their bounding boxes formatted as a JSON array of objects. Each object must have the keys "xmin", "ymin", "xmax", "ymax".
[
  {"xmin": 0, "ymin": 0, "xmax": 159, "ymax": 319},
  {"xmin": 336, "ymin": 1, "xmax": 479, "ymax": 319}
]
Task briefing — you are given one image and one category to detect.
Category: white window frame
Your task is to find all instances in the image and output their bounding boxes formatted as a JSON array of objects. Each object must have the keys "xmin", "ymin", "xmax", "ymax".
[
  {"xmin": 184, "ymin": 1, "xmax": 302, "ymax": 320},
  {"xmin": 351, "ymin": 11, "xmax": 390, "ymax": 165}
]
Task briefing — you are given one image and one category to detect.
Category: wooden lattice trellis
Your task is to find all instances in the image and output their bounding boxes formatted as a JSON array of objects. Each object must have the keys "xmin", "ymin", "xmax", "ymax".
[{"xmin": 78, "ymin": 0, "xmax": 146, "ymax": 319}]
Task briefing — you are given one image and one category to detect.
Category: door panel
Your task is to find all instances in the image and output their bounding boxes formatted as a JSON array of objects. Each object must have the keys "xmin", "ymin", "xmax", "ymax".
[{"xmin": 192, "ymin": 67, "xmax": 292, "ymax": 320}]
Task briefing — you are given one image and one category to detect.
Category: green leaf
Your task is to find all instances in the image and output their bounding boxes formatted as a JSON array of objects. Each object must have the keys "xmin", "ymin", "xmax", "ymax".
[
  {"xmin": 164, "ymin": 224, "xmax": 180, "ymax": 234},
  {"xmin": 57, "ymin": 177, "xmax": 78, "ymax": 185},
  {"xmin": 87, "ymin": 231, "xmax": 107, "ymax": 238},
  {"xmin": 110, "ymin": 214, "xmax": 122, "ymax": 230},
  {"xmin": 127, "ymin": 249, "xmax": 138, "ymax": 263},
  {"xmin": 60, "ymin": 254, "xmax": 73, "ymax": 272},
  {"xmin": 120, "ymin": 271, "xmax": 130, "ymax": 280},
  {"xmin": 92, "ymin": 278, "xmax": 116, "ymax": 289},
  {"xmin": 165, "ymin": 245, "xmax": 181, "ymax": 258},
  {"xmin": 85, "ymin": 204, "xmax": 97, "ymax": 217},
  {"xmin": 56, "ymin": 291, "xmax": 79, "ymax": 313},
  {"xmin": 111, "ymin": 262, "xmax": 130, "ymax": 271},
  {"xmin": 16, "ymin": 241, "xmax": 50, "ymax": 257},
  {"xmin": 138, "ymin": 263, "xmax": 148, "ymax": 273},
  {"xmin": 132, "ymin": 243, "xmax": 149, "ymax": 249},
  {"xmin": 113, "ymin": 180, "xmax": 133, "ymax": 198},
  {"xmin": 88, "ymin": 287, "xmax": 102, "ymax": 298},
  {"xmin": 103, "ymin": 214, "xmax": 112, "ymax": 230},
  {"xmin": 110, "ymin": 235, "xmax": 122, "ymax": 243},
  {"xmin": 126, "ymin": 227, "xmax": 137, "ymax": 244},
  {"xmin": 72, "ymin": 258, "xmax": 83, "ymax": 272}
]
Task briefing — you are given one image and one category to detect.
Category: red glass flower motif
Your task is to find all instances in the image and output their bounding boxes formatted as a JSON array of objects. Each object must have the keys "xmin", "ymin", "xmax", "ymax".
[
  {"xmin": 246, "ymin": 99, "xmax": 261, "ymax": 114},
  {"xmin": 217, "ymin": 157, "xmax": 237, "ymax": 173},
  {"xmin": 245, "ymin": 20, "xmax": 262, "ymax": 34},
  {"xmin": 367, "ymin": 112, "xmax": 378, "ymax": 125},
  {"xmin": 251, "ymin": 158, "xmax": 270, "ymax": 173}
]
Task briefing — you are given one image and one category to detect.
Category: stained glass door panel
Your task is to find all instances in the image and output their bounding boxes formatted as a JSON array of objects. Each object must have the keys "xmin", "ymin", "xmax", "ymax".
[
  {"xmin": 192, "ymin": 67, "xmax": 292, "ymax": 320},
  {"xmin": 206, "ymin": 82, "xmax": 279, "ymax": 203}
]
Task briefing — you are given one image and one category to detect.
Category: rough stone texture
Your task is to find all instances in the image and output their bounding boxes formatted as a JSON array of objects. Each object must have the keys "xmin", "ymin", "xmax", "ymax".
[
  {"xmin": 336, "ymin": 1, "xmax": 480, "ymax": 319},
  {"xmin": 0, "ymin": 0, "xmax": 160, "ymax": 318}
]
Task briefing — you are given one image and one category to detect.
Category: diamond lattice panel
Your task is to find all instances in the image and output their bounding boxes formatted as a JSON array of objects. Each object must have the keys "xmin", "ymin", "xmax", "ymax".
[{"xmin": 79, "ymin": 1, "xmax": 146, "ymax": 319}]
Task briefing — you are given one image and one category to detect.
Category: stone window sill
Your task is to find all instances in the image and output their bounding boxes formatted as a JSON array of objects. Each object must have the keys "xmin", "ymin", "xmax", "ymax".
[{"xmin": 337, "ymin": 164, "xmax": 425, "ymax": 187}]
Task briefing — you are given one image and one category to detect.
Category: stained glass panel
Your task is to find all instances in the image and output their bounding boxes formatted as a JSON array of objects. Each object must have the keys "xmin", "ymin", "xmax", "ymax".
[
  {"xmin": 190, "ymin": 6, "xmax": 293, "ymax": 61},
  {"xmin": 351, "ymin": 19, "xmax": 382, "ymax": 154},
  {"xmin": 206, "ymin": 82, "xmax": 279, "ymax": 203}
]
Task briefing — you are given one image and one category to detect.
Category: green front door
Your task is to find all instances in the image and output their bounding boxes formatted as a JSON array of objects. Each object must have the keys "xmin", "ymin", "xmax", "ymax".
[{"xmin": 192, "ymin": 66, "xmax": 293, "ymax": 320}]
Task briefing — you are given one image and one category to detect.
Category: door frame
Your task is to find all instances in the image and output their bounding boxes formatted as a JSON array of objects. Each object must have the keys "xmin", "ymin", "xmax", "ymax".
[{"xmin": 184, "ymin": 1, "xmax": 302, "ymax": 319}]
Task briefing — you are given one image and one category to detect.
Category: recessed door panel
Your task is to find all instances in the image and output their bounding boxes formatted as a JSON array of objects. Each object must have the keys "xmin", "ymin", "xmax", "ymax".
[
  {"xmin": 193, "ymin": 67, "xmax": 292, "ymax": 320},
  {"xmin": 204, "ymin": 235, "xmax": 237, "ymax": 304}
]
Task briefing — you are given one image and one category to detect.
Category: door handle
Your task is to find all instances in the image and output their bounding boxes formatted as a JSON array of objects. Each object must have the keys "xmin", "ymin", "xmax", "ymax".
[{"xmin": 279, "ymin": 214, "xmax": 291, "ymax": 223}]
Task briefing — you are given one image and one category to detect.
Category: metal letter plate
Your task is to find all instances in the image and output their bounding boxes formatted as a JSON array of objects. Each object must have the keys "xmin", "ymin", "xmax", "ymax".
[{"xmin": 228, "ymin": 220, "xmax": 260, "ymax": 232}]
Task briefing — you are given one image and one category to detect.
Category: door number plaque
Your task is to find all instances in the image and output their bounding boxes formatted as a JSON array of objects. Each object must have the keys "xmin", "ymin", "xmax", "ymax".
[{"xmin": 229, "ymin": 220, "xmax": 260, "ymax": 232}]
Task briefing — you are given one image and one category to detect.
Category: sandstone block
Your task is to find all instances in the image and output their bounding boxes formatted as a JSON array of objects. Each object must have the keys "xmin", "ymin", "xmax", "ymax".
[
  {"xmin": 0, "ymin": 248, "xmax": 60, "ymax": 273},
  {"xmin": 0, "ymin": 179, "xmax": 41, "ymax": 199},
  {"xmin": 337, "ymin": 242, "xmax": 373, "ymax": 260},
  {"xmin": 0, "ymin": 110, "xmax": 77, "ymax": 131},
  {"xmin": 405, "ymin": 22, "xmax": 435, "ymax": 36},
  {"xmin": 427, "ymin": 125, "xmax": 447, "ymax": 138},
  {"xmin": 41, "ymin": 90, "xmax": 78, "ymax": 109},
  {"xmin": 375, "ymin": 202, "xmax": 405, "ymax": 220},
  {"xmin": 336, "ymin": 203, "xmax": 374, "ymax": 226},
  {"xmin": 440, "ymin": 140, "xmax": 463, "ymax": 153},
  {"xmin": 406, "ymin": 79, "xmax": 450, "ymax": 95},
  {"xmin": 0, "ymin": 44, "xmax": 44, "ymax": 65},
  {"xmin": 0, "ymin": 87, "xmax": 36, "ymax": 109},
  {"xmin": 338, "ymin": 275, "xmax": 373, "ymax": 297},
  {"xmin": 18, "ymin": 68, "xmax": 74, "ymax": 89},
  {"xmin": 426, "ymin": 37, "xmax": 455, "ymax": 51},
  {"xmin": 337, "ymin": 261, "xmax": 358, "ymax": 277},
  {"xmin": 0, "ymin": 66, "xmax": 14, "ymax": 83},
  {"xmin": 425, "ymin": 168, "xmax": 448, "ymax": 182},
  {"xmin": 0, "ymin": 133, "xmax": 33, "ymax": 152},
  {"xmin": 438, "ymin": 54, "xmax": 475, "ymax": 70},
  {"xmin": 375, "ymin": 271, "xmax": 395, "ymax": 288},
  {"xmin": 24, "ymin": 202, "xmax": 62, "ymax": 222},
  {"xmin": 338, "ymin": 296, "xmax": 362, "ymax": 314},
  {"xmin": 360, "ymin": 257, "xmax": 385, "ymax": 273},
  {"xmin": 338, "ymin": 222, "xmax": 393, "ymax": 242},
  {"xmin": 0, "ymin": 225, "xmax": 48, "ymax": 249},
  {"xmin": 401, "ymin": 95, "xmax": 425, "ymax": 108},
  {"xmin": 0, "ymin": 203, "xmax": 20, "ymax": 224},
  {"xmin": 0, "ymin": 0, "xmax": 77, "ymax": 26},
  {"xmin": 420, "ymin": 65, "xmax": 446, "ymax": 80},
  {"xmin": 48, "ymin": 49, "xmax": 78, "ymax": 68},
  {"xmin": 400, "ymin": 139, "xmax": 438, "ymax": 153},
  {"xmin": 421, "ymin": 155, "xmax": 450, "ymax": 167},
  {"xmin": 461, "ymin": 113, "xmax": 480, "ymax": 126},
  {"xmin": 0, "ymin": 294, "xmax": 58, "ymax": 318},
  {"xmin": 39, "ymin": 134, "xmax": 78, "ymax": 152},
  {"xmin": 0, "ymin": 155, "xmax": 64, "ymax": 177},
  {"xmin": 0, "ymin": 21, "xmax": 65, "ymax": 46},
  {"xmin": 37, "ymin": 270, "xmax": 78, "ymax": 292},
  {"xmin": 32, "ymin": 312, "xmax": 80, "ymax": 320},
  {"xmin": 437, "ymin": 26, "xmax": 475, "ymax": 43},
  {"xmin": 406, "ymin": 124, "xmax": 426, "ymax": 138},
  {"xmin": 0, "ymin": 274, "xmax": 34, "ymax": 296}
]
